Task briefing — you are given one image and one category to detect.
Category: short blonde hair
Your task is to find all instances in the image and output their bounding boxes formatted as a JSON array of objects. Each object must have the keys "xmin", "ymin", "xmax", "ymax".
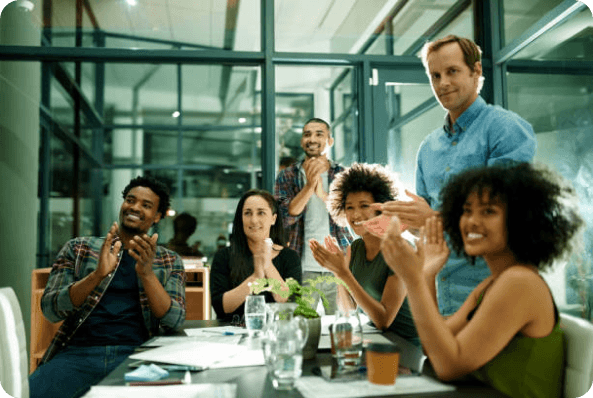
[{"xmin": 420, "ymin": 35, "xmax": 482, "ymax": 71}]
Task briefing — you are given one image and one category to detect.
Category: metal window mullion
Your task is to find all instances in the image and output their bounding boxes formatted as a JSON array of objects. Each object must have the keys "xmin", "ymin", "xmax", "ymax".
[{"xmin": 261, "ymin": 0, "xmax": 275, "ymax": 191}]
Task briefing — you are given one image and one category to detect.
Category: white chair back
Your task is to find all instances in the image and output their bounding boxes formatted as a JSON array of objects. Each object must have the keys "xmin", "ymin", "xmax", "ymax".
[
  {"xmin": 0, "ymin": 287, "xmax": 29, "ymax": 398},
  {"xmin": 560, "ymin": 313, "xmax": 593, "ymax": 398}
]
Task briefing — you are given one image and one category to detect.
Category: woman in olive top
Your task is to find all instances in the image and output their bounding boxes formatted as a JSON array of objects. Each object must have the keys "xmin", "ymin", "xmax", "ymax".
[
  {"xmin": 309, "ymin": 163, "xmax": 419, "ymax": 345},
  {"xmin": 381, "ymin": 162, "xmax": 583, "ymax": 398}
]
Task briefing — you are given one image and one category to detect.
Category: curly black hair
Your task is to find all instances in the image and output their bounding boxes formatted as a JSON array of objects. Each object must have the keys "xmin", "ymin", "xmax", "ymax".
[
  {"xmin": 327, "ymin": 163, "xmax": 399, "ymax": 227},
  {"xmin": 439, "ymin": 162, "xmax": 584, "ymax": 271},
  {"xmin": 122, "ymin": 175, "xmax": 171, "ymax": 217}
]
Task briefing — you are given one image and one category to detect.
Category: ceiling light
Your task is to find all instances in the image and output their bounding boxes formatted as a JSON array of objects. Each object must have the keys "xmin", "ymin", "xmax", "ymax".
[
  {"xmin": 238, "ymin": 117, "xmax": 247, "ymax": 124},
  {"xmin": 126, "ymin": 0, "xmax": 137, "ymax": 6},
  {"xmin": 166, "ymin": 209, "xmax": 176, "ymax": 217},
  {"xmin": 172, "ymin": 111, "xmax": 180, "ymax": 118}
]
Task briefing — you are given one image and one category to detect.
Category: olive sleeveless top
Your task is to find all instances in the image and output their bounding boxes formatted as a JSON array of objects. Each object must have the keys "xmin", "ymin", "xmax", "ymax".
[
  {"xmin": 349, "ymin": 239, "xmax": 419, "ymax": 345},
  {"xmin": 469, "ymin": 283, "xmax": 564, "ymax": 398}
]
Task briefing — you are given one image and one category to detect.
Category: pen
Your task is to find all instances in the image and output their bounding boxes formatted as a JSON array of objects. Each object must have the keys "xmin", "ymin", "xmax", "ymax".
[
  {"xmin": 160, "ymin": 364, "xmax": 205, "ymax": 372},
  {"xmin": 202, "ymin": 330, "xmax": 235, "ymax": 336},
  {"xmin": 129, "ymin": 380, "xmax": 183, "ymax": 386}
]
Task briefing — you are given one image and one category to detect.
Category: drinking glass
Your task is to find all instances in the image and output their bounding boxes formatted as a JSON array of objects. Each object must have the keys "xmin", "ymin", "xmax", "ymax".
[
  {"xmin": 261, "ymin": 304, "xmax": 308, "ymax": 390},
  {"xmin": 245, "ymin": 295, "xmax": 266, "ymax": 337},
  {"xmin": 332, "ymin": 308, "xmax": 363, "ymax": 368}
]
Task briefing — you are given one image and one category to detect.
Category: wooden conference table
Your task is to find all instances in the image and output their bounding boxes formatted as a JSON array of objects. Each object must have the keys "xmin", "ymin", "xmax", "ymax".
[{"xmin": 96, "ymin": 320, "xmax": 508, "ymax": 398}]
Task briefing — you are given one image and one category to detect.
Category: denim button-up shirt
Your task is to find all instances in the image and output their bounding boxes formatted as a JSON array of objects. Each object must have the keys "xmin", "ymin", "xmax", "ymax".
[{"xmin": 416, "ymin": 96, "xmax": 536, "ymax": 315}]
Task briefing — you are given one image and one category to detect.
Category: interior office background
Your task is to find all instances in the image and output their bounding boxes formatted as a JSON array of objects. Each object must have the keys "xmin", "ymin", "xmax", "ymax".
[{"xmin": 1, "ymin": 0, "xmax": 592, "ymax": 349}]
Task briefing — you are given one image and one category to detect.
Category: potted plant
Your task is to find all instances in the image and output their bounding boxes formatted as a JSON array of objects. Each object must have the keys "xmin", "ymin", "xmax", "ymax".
[{"xmin": 249, "ymin": 275, "xmax": 349, "ymax": 359}]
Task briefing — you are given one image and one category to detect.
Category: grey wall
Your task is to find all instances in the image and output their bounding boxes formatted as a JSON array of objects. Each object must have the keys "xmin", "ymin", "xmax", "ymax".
[{"xmin": 0, "ymin": 2, "xmax": 41, "ymax": 350}]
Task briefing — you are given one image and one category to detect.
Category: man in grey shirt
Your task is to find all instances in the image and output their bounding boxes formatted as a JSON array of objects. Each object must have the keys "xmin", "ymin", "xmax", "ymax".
[{"xmin": 274, "ymin": 118, "xmax": 353, "ymax": 314}]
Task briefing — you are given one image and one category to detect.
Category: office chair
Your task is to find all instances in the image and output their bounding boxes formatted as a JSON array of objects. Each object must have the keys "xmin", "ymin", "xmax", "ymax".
[
  {"xmin": 560, "ymin": 313, "xmax": 593, "ymax": 398},
  {"xmin": 0, "ymin": 287, "xmax": 29, "ymax": 398}
]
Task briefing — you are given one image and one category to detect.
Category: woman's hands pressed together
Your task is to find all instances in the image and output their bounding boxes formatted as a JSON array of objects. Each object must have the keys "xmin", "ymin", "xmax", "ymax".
[{"xmin": 252, "ymin": 238, "xmax": 274, "ymax": 278}]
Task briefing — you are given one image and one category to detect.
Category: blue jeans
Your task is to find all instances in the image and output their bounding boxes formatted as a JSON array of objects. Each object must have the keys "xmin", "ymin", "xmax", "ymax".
[{"xmin": 29, "ymin": 345, "xmax": 137, "ymax": 398}]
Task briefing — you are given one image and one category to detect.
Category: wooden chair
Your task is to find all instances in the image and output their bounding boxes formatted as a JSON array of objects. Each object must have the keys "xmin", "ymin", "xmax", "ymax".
[{"xmin": 30, "ymin": 268, "xmax": 62, "ymax": 373}]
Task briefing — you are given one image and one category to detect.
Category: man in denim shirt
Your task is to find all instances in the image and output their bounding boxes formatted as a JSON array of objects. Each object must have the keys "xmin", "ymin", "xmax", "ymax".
[
  {"xmin": 378, "ymin": 35, "xmax": 536, "ymax": 316},
  {"xmin": 30, "ymin": 176, "xmax": 186, "ymax": 398}
]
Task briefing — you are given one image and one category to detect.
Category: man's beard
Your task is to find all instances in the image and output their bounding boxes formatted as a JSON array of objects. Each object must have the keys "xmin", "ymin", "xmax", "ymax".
[{"xmin": 119, "ymin": 220, "xmax": 144, "ymax": 236}]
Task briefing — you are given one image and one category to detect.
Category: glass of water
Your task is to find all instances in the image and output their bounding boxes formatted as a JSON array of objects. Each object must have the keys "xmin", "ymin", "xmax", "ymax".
[
  {"xmin": 262, "ymin": 312, "xmax": 307, "ymax": 390},
  {"xmin": 245, "ymin": 294, "xmax": 266, "ymax": 337},
  {"xmin": 332, "ymin": 308, "xmax": 363, "ymax": 368}
]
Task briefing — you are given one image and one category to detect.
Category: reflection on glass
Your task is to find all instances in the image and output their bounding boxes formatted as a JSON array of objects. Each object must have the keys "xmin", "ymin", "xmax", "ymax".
[
  {"xmin": 360, "ymin": 0, "xmax": 473, "ymax": 56},
  {"xmin": 395, "ymin": 105, "xmax": 443, "ymax": 192},
  {"xmin": 503, "ymin": 0, "xmax": 563, "ymax": 46},
  {"xmin": 49, "ymin": 136, "xmax": 74, "ymax": 260},
  {"xmin": 106, "ymin": 129, "xmax": 146, "ymax": 166},
  {"xmin": 508, "ymin": 71, "xmax": 593, "ymax": 320},
  {"xmin": 178, "ymin": 195, "xmax": 240, "ymax": 263},
  {"xmin": 431, "ymin": 6, "xmax": 474, "ymax": 45},
  {"xmin": 390, "ymin": 0, "xmax": 465, "ymax": 56},
  {"xmin": 273, "ymin": 93, "xmax": 314, "ymax": 164},
  {"xmin": 45, "ymin": 0, "xmax": 261, "ymax": 51},
  {"xmin": 78, "ymin": 156, "xmax": 95, "ymax": 238},
  {"xmin": 157, "ymin": 196, "xmax": 240, "ymax": 260},
  {"xmin": 50, "ymin": 71, "xmax": 75, "ymax": 127},
  {"xmin": 144, "ymin": 131, "xmax": 178, "ymax": 165},
  {"xmin": 104, "ymin": 64, "xmax": 178, "ymax": 127},
  {"xmin": 275, "ymin": 0, "xmax": 395, "ymax": 53},
  {"xmin": 510, "ymin": 8, "xmax": 593, "ymax": 61},
  {"xmin": 276, "ymin": 66, "xmax": 357, "ymax": 167},
  {"xmin": 144, "ymin": 169, "xmax": 179, "ymax": 198},
  {"xmin": 182, "ymin": 65, "xmax": 259, "ymax": 127}
]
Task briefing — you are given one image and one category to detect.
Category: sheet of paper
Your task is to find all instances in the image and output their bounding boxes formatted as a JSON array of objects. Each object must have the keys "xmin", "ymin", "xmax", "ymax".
[
  {"xmin": 209, "ymin": 347, "xmax": 265, "ymax": 368},
  {"xmin": 82, "ymin": 383, "xmax": 236, "ymax": 398},
  {"xmin": 295, "ymin": 376, "xmax": 455, "ymax": 398},
  {"xmin": 130, "ymin": 341, "xmax": 263, "ymax": 369},
  {"xmin": 185, "ymin": 326, "xmax": 250, "ymax": 336},
  {"xmin": 145, "ymin": 335, "xmax": 242, "ymax": 347}
]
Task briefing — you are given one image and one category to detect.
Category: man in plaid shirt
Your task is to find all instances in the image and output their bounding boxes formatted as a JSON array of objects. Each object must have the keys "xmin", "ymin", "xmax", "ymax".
[
  {"xmin": 274, "ymin": 118, "xmax": 353, "ymax": 315},
  {"xmin": 29, "ymin": 176, "xmax": 186, "ymax": 398}
]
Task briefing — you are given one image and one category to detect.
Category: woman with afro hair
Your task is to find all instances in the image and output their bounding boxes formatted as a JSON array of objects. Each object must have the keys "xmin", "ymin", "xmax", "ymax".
[
  {"xmin": 309, "ymin": 162, "xmax": 419, "ymax": 345},
  {"xmin": 381, "ymin": 162, "xmax": 584, "ymax": 398}
]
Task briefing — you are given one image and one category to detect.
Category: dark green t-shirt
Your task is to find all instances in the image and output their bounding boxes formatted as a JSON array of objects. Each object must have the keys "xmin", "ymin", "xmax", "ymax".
[{"xmin": 349, "ymin": 239, "xmax": 419, "ymax": 345}]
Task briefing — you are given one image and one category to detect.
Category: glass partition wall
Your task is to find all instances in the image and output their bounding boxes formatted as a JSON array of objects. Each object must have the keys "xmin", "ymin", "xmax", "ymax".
[{"xmin": 3, "ymin": 0, "xmax": 590, "ymax": 321}]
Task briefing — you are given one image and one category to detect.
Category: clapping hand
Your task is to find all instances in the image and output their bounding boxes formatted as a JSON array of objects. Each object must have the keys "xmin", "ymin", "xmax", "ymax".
[
  {"xmin": 363, "ymin": 213, "xmax": 393, "ymax": 238},
  {"xmin": 372, "ymin": 190, "xmax": 433, "ymax": 230},
  {"xmin": 129, "ymin": 233, "xmax": 158, "ymax": 277},
  {"xmin": 303, "ymin": 156, "xmax": 328, "ymax": 199},
  {"xmin": 309, "ymin": 236, "xmax": 351, "ymax": 278},
  {"xmin": 97, "ymin": 222, "xmax": 122, "ymax": 279},
  {"xmin": 419, "ymin": 216, "xmax": 450, "ymax": 278},
  {"xmin": 380, "ymin": 216, "xmax": 423, "ymax": 283}
]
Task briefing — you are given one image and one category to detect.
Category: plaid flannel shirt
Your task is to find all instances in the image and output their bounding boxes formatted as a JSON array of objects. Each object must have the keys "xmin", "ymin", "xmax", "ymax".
[
  {"xmin": 274, "ymin": 159, "xmax": 353, "ymax": 257},
  {"xmin": 40, "ymin": 236, "xmax": 186, "ymax": 365}
]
